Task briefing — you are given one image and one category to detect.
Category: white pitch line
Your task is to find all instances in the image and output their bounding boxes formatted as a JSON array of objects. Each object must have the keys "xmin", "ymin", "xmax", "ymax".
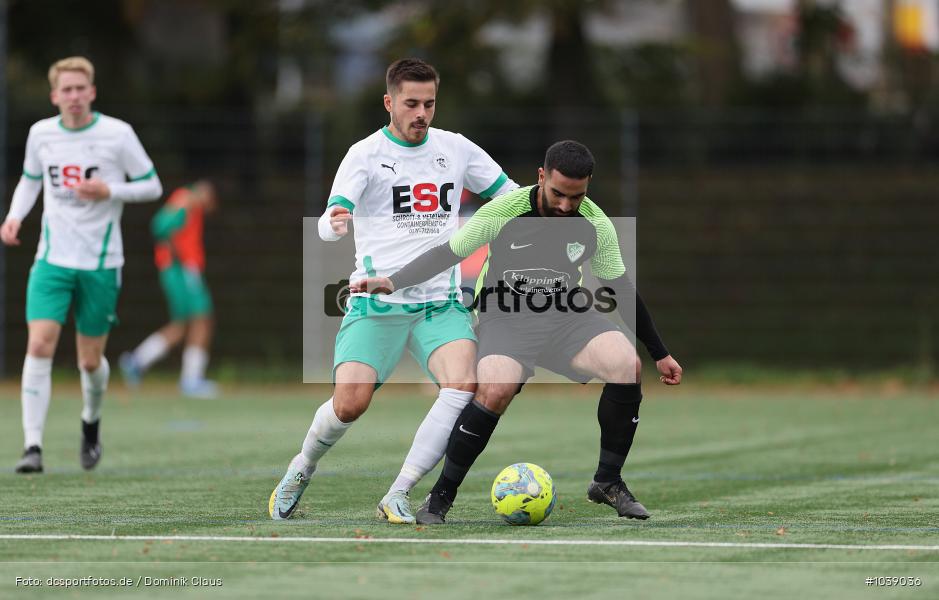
[{"xmin": 1, "ymin": 535, "xmax": 937, "ymax": 552}]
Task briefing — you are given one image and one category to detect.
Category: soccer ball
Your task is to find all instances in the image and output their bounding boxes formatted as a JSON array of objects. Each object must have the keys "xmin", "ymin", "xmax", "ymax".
[{"xmin": 491, "ymin": 462, "xmax": 557, "ymax": 525}]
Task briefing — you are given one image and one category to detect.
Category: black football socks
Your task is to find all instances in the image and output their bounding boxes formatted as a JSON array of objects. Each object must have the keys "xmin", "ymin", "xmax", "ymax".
[
  {"xmin": 82, "ymin": 418, "xmax": 100, "ymax": 445},
  {"xmin": 432, "ymin": 400, "xmax": 501, "ymax": 501},
  {"xmin": 594, "ymin": 383, "xmax": 642, "ymax": 483}
]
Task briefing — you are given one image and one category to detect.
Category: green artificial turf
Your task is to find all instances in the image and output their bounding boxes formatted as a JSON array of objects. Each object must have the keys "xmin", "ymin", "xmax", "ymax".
[{"xmin": 1, "ymin": 380, "xmax": 937, "ymax": 598}]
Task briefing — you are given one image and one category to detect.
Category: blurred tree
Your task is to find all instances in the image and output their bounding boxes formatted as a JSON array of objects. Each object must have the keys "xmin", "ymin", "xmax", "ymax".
[
  {"xmin": 543, "ymin": 0, "xmax": 606, "ymax": 139},
  {"xmin": 7, "ymin": 0, "xmax": 139, "ymax": 114},
  {"xmin": 686, "ymin": 0, "xmax": 741, "ymax": 108},
  {"xmin": 735, "ymin": 1, "xmax": 865, "ymax": 109},
  {"xmin": 378, "ymin": 0, "xmax": 610, "ymax": 140}
]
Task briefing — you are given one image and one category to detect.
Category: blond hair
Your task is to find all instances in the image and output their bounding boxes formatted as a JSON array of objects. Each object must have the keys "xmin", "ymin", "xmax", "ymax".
[{"xmin": 48, "ymin": 56, "xmax": 95, "ymax": 89}]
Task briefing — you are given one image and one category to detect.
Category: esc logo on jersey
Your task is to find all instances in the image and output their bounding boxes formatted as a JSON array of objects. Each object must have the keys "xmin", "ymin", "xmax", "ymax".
[
  {"xmin": 392, "ymin": 182, "xmax": 455, "ymax": 213},
  {"xmin": 47, "ymin": 165, "xmax": 99, "ymax": 188}
]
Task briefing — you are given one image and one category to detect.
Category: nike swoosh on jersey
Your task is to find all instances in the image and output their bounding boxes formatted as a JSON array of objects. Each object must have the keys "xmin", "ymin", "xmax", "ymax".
[
  {"xmin": 509, "ymin": 242, "xmax": 533, "ymax": 250},
  {"xmin": 632, "ymin": 417, "xmax": 640, "ymax": 423}
]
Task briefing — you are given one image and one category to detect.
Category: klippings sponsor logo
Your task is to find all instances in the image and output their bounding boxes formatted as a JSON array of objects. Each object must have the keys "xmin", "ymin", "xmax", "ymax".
[{"xmin": 503, "ymin": 269, "xmax": 571, "ymax": 295}]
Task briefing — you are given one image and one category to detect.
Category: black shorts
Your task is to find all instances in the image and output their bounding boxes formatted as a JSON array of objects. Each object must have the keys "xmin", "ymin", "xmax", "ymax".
[{"xmin": 476, "ymin": 311, "xmax": 622, "ymax": 383}]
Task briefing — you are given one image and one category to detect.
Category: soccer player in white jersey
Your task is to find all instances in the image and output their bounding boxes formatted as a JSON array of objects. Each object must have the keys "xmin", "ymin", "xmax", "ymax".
[
  {"xmin": 270, "ymin": 58, "xmax": 517, "ymax": 523},
  {"xmin": 1, "ymin": 57, "xmax": 162, "ymax": 473}
]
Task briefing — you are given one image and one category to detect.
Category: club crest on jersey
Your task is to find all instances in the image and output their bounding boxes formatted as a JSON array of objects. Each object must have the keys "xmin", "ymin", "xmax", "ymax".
[
  {"xmin": 566, "ymin": 242, "xmax": 585, "ymax": 263},
  {"xmin": 432, "ymin": 153, "xmax": 449, "ymax": 171}
]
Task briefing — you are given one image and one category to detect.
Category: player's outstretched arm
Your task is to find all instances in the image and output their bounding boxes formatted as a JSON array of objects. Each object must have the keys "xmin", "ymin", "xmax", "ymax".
[
  {"xmin": 348, "ymin": 276, "xmax": 395, "ymax": 294},
  {"xmin": 349, "ymin": 242, "xmax": 463, "ymax": 294},
  {"xmin": 350, "ymin": 190, "xmax": 525, "ymax": 293},
  {"xmin": 585, "ymin": 201, "xmax": 681, "ymax": 384}
]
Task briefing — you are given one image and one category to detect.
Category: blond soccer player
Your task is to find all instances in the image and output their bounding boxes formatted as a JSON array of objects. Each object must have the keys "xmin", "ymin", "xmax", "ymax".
[{"xmin": 1, "ymin": 57, "xmax": 163, "ymax": 473}]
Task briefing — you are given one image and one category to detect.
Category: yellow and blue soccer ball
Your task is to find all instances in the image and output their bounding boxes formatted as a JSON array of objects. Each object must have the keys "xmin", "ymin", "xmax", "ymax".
[{"xmin": 491, "ymin": 463, "xmax": 557, "ymax": 525}]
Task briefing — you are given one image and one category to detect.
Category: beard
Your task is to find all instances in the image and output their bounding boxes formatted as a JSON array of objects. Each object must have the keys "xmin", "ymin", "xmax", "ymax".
[
  {"xmin": 537, "ymin": 186, "xmax": 572, "ymax": 217},
  {"xmin": 391, "ymin": 114, "xmax": 428, "ymax": 142}
]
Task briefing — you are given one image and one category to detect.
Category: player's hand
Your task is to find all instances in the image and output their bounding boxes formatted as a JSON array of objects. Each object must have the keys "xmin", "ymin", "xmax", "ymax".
[
  {"xmin": 75, "ymin": 178, "xmax": 111, "ymax": 201},
  {"xmin": 656, "ymin": 355, "xmax": 682, "ymax": 385},
  {"xmin": 329, "ymin": 206, "xmax": 352, "ymax": 236},
  {"xmin": 349, "ymin": 276, "xmax": 395, "ymax": 294},
  {"xmin": 1, "ymin": 219, "xmax": 22, "ymax": 246}
]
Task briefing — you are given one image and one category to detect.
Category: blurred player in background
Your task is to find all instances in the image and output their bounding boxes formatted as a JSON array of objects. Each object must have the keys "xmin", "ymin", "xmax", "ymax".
[
  {"xmin": 269, "ymin": 58, "xmax": 518, "ymax": 523},
  {"xmin": 1, "ymin": 56, "xmax": 162, "ymax": 473},
  {"xmin": 119, "ymin": 180, "xmax": 219, "ymax": 398}
]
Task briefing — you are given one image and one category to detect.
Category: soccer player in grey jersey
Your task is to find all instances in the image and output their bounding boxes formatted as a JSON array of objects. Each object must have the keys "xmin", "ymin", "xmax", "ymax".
[{"xmin": 353, "ymin": 140, "xmax": 683, "ymax": 523}]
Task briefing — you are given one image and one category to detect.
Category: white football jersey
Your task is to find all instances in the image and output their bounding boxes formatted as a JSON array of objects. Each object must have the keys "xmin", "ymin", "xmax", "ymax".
[
  {"xmin": 327, "ymin": 126, "xmax": 517, "ymax": 303},
  {"xmin": 21, "ymin": 112, "xmax": 158, "ymax": 270}
]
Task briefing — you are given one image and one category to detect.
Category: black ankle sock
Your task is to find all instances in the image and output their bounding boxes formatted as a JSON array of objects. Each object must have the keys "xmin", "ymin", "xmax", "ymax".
[
  {"xmin": 82, "ymin": 419, "xmax": 100, "ymax": 445},
  {"xmin": 594, "ymin": 383, "xmax": 641, "ymax": 482},
  {"xmin": 432, "ymin": 401, "xmax": 500, "ymax": 500}
]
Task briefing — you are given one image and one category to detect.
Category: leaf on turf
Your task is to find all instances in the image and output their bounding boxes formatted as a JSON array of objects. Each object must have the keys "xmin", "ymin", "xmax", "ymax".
[{"xmin": 776, "ymin": 527, "xmax": 787, "ymax": 535}]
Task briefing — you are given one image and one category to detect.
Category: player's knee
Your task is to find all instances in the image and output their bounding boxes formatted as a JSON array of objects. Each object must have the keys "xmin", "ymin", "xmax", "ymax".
[
  {"xmin": 78, "ymin": 356, "xmax": 101, "ymax": 372},
  {"xmin": 26, "ymin": 337, "xmax": 56, "ymax": 358},
  {"xmin": 476, "ymin": 385, "xmax": 515, "ymax": 415},
  {"xmin": 333, "ymin": 400, "xmax": 365, "ymax": 422},
  {"xmin": 605, "ymin": 347, "xmax": 640, "ymax": 384},
  {"xmin": 333, "ymin": 389, "xmax": 372, "ymax": 422}
]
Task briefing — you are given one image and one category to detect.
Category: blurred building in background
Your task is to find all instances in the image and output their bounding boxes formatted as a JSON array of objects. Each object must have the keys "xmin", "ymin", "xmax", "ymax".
[{"xmin": 2, "ymin": 0, "xmax": 938, "ymax": 377}]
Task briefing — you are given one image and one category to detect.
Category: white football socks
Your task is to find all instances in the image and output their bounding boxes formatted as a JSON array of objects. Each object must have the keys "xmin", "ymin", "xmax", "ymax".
[
  {"xmin": 80, "ymin": 356, "xmax": 109, "ymax": 423},
  {"xmin": 181, "ymin": 346, "xmax": 208, "ymax": 382},
  {"xmin": 21, "ymin": 355, "xmax": 52, "ymax": 449},
  {"xmin": 132, "ymin": 332, "xmax": 170, "ymax": 371},
  {"xmin": 292, "ymin": 397, "xmax": 353, "ymax": 477},
  {"xmin": 390, "ymin": 388, "xmax": 474, "ymax": 492}
]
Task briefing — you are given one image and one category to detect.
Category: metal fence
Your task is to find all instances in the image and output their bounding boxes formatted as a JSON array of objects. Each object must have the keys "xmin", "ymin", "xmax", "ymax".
[{"xmin": 3, "ymin": 107, "xmax": 938, "ymax": 375}]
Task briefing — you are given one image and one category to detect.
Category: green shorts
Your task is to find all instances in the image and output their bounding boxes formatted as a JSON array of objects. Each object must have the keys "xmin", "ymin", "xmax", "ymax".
[
  {"xmin": 159, "ymin": 263, "xmax": 214, "ymax": 321},
  {"xmin": 333, "ymin": 296, "xmax": 476, "ymax": 385},
  {"xmin": 26, "ymin": 259, "xmax": 121, "ymax": 337}
]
